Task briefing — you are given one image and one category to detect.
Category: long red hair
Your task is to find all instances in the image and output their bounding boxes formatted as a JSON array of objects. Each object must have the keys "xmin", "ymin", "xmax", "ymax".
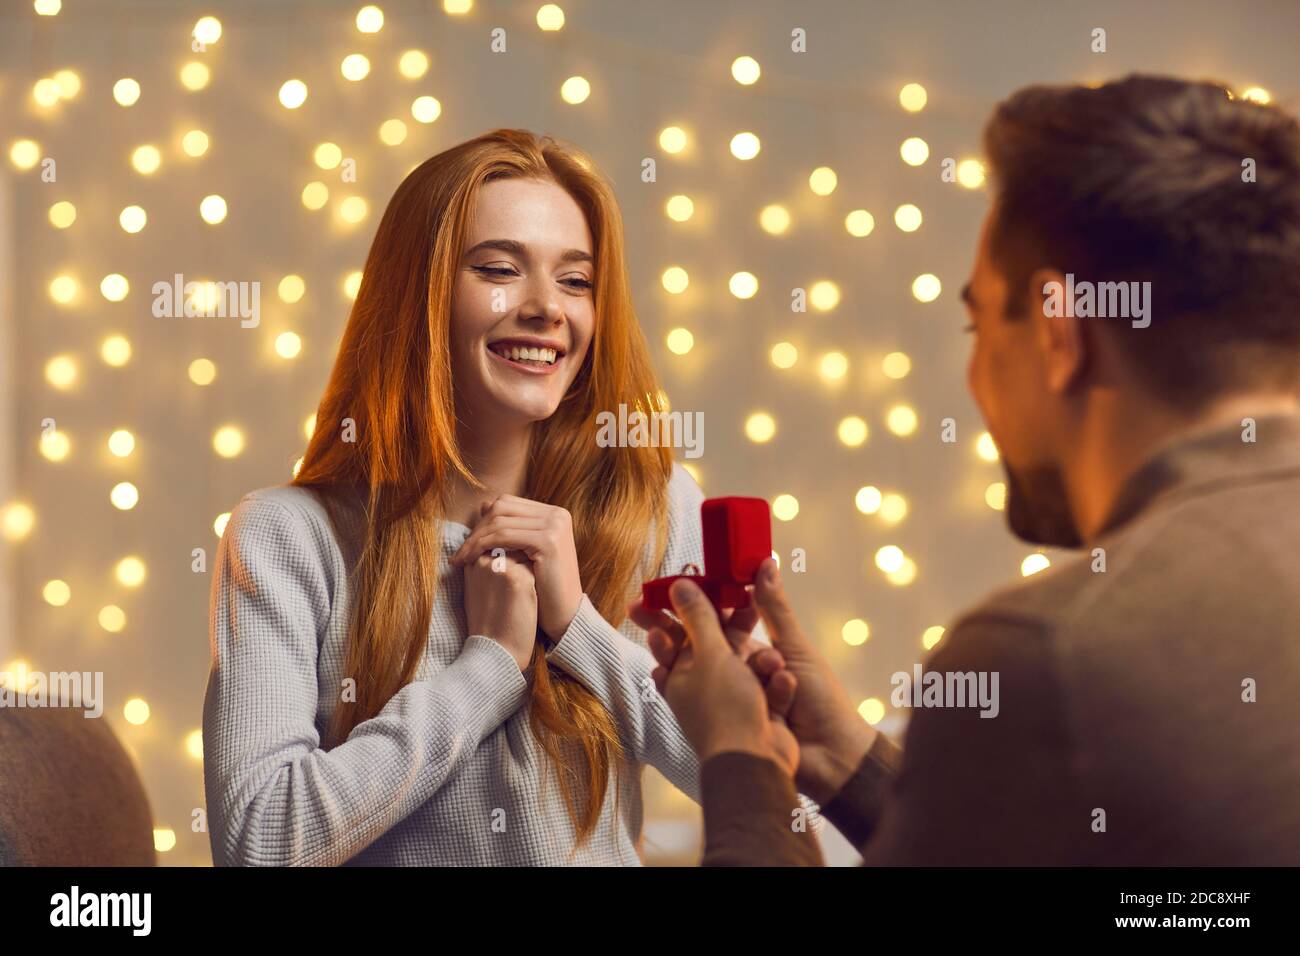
[{"xmin": 292, "ymin": 129, "xmax": 672, "ymax": 844}]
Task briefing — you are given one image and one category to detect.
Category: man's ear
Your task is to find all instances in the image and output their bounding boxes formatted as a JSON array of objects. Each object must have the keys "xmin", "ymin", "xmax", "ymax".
[{"xmin": 1029, "ymin": 266, "xmax": 1087, "ymax": 394}]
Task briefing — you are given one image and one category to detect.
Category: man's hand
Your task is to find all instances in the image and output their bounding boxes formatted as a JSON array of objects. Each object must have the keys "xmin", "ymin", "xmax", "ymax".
[
  {"xmin": 645, "ymin": 578, "xmax": 799, "ymax": 777},
  {"xmin": 636, "ymin": 560, "xmax": 877, "ymax": 805},
  {"xmin": 746, "ymin": 559, "xmax": 878, "ymax": 805}
]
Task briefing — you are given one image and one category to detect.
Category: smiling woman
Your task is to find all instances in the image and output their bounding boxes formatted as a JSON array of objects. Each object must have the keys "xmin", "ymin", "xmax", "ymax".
[{"xmin": 202, "ymin": 129, "xmax": 719, "ymax": 866}]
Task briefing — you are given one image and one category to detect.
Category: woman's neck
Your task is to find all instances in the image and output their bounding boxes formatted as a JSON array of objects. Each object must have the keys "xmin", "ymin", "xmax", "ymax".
[{"xmin": 445, "ymin": 417, "xmax": 533, "ymax": 527}]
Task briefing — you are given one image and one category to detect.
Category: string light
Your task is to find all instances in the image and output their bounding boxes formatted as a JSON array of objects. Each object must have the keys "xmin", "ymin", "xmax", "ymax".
[
  {"xmin": 985, "ymin": 481, "xmax": 1007, "ymax": 510},
  {"xmin": 537, "ymin": 4, "xmax": 565, "ymax": 30},
  {"xmin": 302, "ymin": 182, "xmax": 330, "ymax": 210},
  {"xmin": 854, "ymin": 486, "xmax": 883, "ymax": 515},
  {"xmin": 399, "ymin": 50, "xmax": 430, "ymax": 79},
  {"xmin": 665, "ymin": 195, "xmax": 694, "ymax": 222},
  {"xmin": 912, "ymin": 273, "xmax": 942, "ymax": 302},
  {"xmin": 9, "ymin": 139, "xmax": 41, "ymax": 170},
  {"xmin": 193, "ymin": 16, "xmax": 222, "ymax": 45},
  {"xmin": 845, "ymin": 210, "xmax": 874, "ymax": 237},
  {"xmin": 48, "ymin": 201, "xmax": 76, "ymax": 228},
  {"xmin": 728, "ymin": 271, "xmax": 758, "ymax": 299},
  {"xmin": 731, "ymin": 56, "xmax": 761, "ymax": 85},
  {"xmin": 976, "ymin": 431, "xmax": 999, "ymax": 461},
  {"xmin": 729, "ymin": 132, "xmax": 760, "ymax": 160},
  {"xmin": 899, "ymin": 137, "xmax": 929, "ymax": 166},
  {"xmin": 882, "ymin": 351, "xmax": 911, "ymax": 379},
  {"xmin": 200, "ymin": 195, "xmax": 228, "ymax": 224},
  {"xmin": 188, "ymin": 358, "xmax": 217, "ymax": 386},
  {"xmin": 99, "ymin": 606, "xmax": 127, "ymax": 633},
  {"xmin": 356, "ymin": 5, "xmax": 385, "ymax": 33},
  {"xmin": 744, "ymin": 412, "xmax": 776, "ymax": 443},
  {"xmin": 341, "ymin": 54, "xmax": 371, "ymax": 81},
  {"xmin": 278, "ymin": 79, "xmax": 308, "ymax": 109},
  {"xmin": 898, "ymin": 82, "xmax": 927, "ymax": 112},
  {"xmin": 818, "ymin": 351, "xmax": 848, "ymax": 381},
  {"xmin": 379, "ymin": 119, "xmax": 408, "ymax": 146},
  {"xmin": 809, "ymin": 280, "xmax": 840, "ymax": 311},
  {"xmin": 561, "ymin": 76, "xmax": 591, "ymax": 104},
  {"xmin": 772, "ymin": 494, "xmax": 799, "ymax": 521},
  {"xmin": 131, "ymin": 145, "xmax": 161, "ymax": 175},
  {"xmin": 808, "ymin": 166, "xmax": 837, "ymax": 196},
  {"xmin": 1021, "ymin": 553, "xmax": 1051, "ymax": 576},
  {"xmin": 956, "ymin": 158, "xmax": 986, "ymax": 189},
  {"xmin": 119, "ymin": 205, "xmax": 148, "ymax": 233},
  {"xmin": 770, "ymin": 342, "xmax": 797, "ymax": 369},
  {"xmin": 1, "ymin": 503, "xmax": 35, "ymax": 541},
  {"xmin": 43, "ymin": 580, "xmax": 71, "ymax": 607},
  {"xmin": 661, "ymin": 266, "xmax": 689, "ymax": 294},
  {"xmin": 894, "ymin": 203, "xmax": 923, "ymax": 232},
  {"xmin": 837, "ymin": 416, "xmax": 869, "ymax": 447},
  {"xmin": 665, "ymin": 328, "xmax": 694, "ymax": 355},
  {"xmin": 922, "ymin": 625, "xmax": 946, "ymax": 650},
  {"xmin": 110, "ymin": 482, "xmax": 139, "ymax": 510},
  {"xmin": 760, "ymin": 204, "xmax": 790, "ymax": 234},
  {"xmin": 213, "ymin": 426, "xmax": 246, "ymax": 458},
  {"xmin": 411, "ymin": 96, "xmax": 442, "ymax": 123},
  {"xmin": 112, "ymin": 78, "xmax": 141, "ymax": 107},
  {"xmin": 842, "ymin": 619, "xmax": 869, "ymax": 646},
  {"xmin": 101, "ymin": 335, "xmax": 132, "ymax": 366},
  {"xmin": 658, "ymin": 126, "xmax": 688, "ymax": 154},
  {"xmin": 182, "ymin": 129, "xmax": 210, "ymax": 157},
  {"xmin": 179, "ymin": 61, "xmax": 210, "ymax": 91}
]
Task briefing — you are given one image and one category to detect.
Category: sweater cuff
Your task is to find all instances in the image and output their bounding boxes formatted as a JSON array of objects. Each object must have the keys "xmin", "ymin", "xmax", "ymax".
[
  {"xmin": 545, "ymin": 593, "xmax": 620, "ymax": 688},
  {"xmin": 700, "ymin": 751, "xmax": 824, "ymax": 867},
  {"xmin": 446, "ymin": 635, "xmax": 529, "ymax": 739},
  {"xmin": 819, "ymin": 732, "xmax": 903, "ymax": 851}
]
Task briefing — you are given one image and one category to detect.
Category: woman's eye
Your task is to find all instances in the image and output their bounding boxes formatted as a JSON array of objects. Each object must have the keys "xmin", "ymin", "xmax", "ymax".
[
  {"xmin": 470, "ymin": 265, "xmax": 517, "ymax": 278},
  {"xmin": 561, "ymin": 276, "xmax": 593, "ymax": 290}
]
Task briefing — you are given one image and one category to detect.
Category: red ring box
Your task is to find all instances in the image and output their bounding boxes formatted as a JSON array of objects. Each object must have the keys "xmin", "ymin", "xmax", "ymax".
[{"xmin": 641, "ymin": 497, "xmax": 772, "ymax": 611}]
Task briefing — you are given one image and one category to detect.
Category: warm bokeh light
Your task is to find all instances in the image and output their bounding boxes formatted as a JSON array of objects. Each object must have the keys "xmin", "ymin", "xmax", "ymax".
[
  {"xmin": 744, "ymin": 412, "xmax": 776, "ymax": 443},
  {"xmin": 976, "ymin": 431, "xmax": 999, "ymax": 461},
  {"xmin": 213, "ymin": 425, "xmax": 246, "ymax": 458},
  {"xmin": 879, "ymin": 493, "xmax": 908, "ymax": 524},
  {"xmin": 845, "ymin": 209, "xmax": 875, "ymax": 237},
  {"xmin": 112, "ymin": 78, "xmax": 141, "ymax": 107},
  {"xmin": 100, "ymin": 274, "xmax": 129, "ymax": 302},
  {"xmin": 886, "ymin": 404, "xmax": 919, "ymax": 436},
  {"xmin": 278, "ymin": 274, "xmax": 306, "ymax": 303},
  {"xmin": 275, "ymin": 332, "xmax": 303, "ymax": 359},
  {"xmin": 772, "ymin": 494, "xmax": 799, "ymax": 521},
  {"xmin": 131, "ymin": 144, "xmax": 161, "ymax": 175},
  {"xmin": 837, "ymin": 416, "xmax": 869, "ymax": 447},
  {"xmin": 665, "ymin": 194, "xmax": 694, "ymax": 222},
  {"xmin": 182, "ymin": 129, "xmax": 210, "ymax": 157},
  {"xmin": 985, "ymin": 481, "xmax": 1007, "ymax": 511},
  {"xmin": 882, "ymin": 351, "xmax": 911, "ymax": 379},
  {"xmin": 99, "ymin": 605, "xmax": 127, "ymax": 633},
  {"xmin": 188, "ymin": 358, "xmax": 217, "ymax": 386},
  {"xmin": 45, "ymin": 354, "xmax": 78, "ymax": 388},
  {"xmin": 922, "ymin": 625, "xmax": 946, "ymax": 651},
  {"xmin": 179, "ymin": 61, "xmax": 210, "ymax": 91},
  {"xmin": 302, "ymin": 181, "xmax": 330, "ymax": 210},
  {"xmin": 818, "ymin": 351, "xmax": 848, "ymax": 381},
  {"xmin": 116, "ymin": 556, "xmax": 147, "ymax": 588},
  {"xmin": 411, "ymin": 96, "xmax": 442, "ymax": 123},
  {"xmin": 199, "ymin": 194, "xmax": 228, "ymax": 224},
  {"xmin": 894, "ymin": 203, "xmax": 923, "ymax": 232},
  {"xmin": 731, "ymin": 56, "xmax": 761, "ymax": 85},
  {"xmin": 760, "ymin": 204, "xmax": 791, "ymax": 234},
  {"xmin": 911, "ymin": 273, "xmax": 941, "ymax": 302},
  {"xmin": 379, "ymin": 119, "xmax": 408, "ymax": 146},
  {"xmin": 560, "ymin": 76, "xmax": 591, "ymax": 104},
  {"xmin": 842, "ymin": 619, "xmax": 869, "ymax": 646},
  {"xmin": 957, "ymin": 158, "xmax": 986, "ymax": 189},
  {"xmin": 356, "ymin": 5, "xmax": 384, "ymax": 32},
  {"xmin": 809, "ymin": 280, "xmax": 840, "ymax": 312},
  {"xmin": 1241, "ymin": 86, "xmax": 1271, "ymax": 105},
  {"xmin": 193, "ymin": 15, "xmax": 222, "ymax": 45},
  {"xmin": 110, "ymin": 482, "xmax": 139, "ymax": 510},
  {"xmin": 729, "ymin": 131, "xmax": 760, "ymax": 160},
  {"xmin": 661, "ymin": 266, "xmax": 689, "ymax": 295},
  {"xmin": 1022, "ymin": 553, "xmax": 1052, "ymax": 577},
  {"xmin": 728, "ymin": 271, "xmax": 758, "ymax": 299},
  {"xmin": 858, "ymin": 698, "xmax": 886, "ymax": 725},
  {"xmin": 124, "ymin": 697, "xmax": 151, "ymax": 725},
  {"xmin": 666, "ymin": 328, "xmax": 694, "ymax": 355},
  {"xmin": 278, "ymin": 79, "xmax": 308, "ymax": 109},
  {"xmin": 108, "ymin": 429, "xmax": 136, "ymax": 457},
  {"xmin": 536, "ymin": 3, "xmax": 565, "ymax": 30},
  {"xmin": 48, "ymin": 200, "xmax": 76, "ymax": 228},
  {"xmin": 898, "ymin": 82, "xmax": 927, "ymax": 111},
  {"xmin": 854, "ymin": 485, "xmax": 882, "ymax": 515},
  {"xmin": 341, "ymin": 53, "xmax": 371, "ymax": 82},
  {"xmin": 43, "ymin": 579, "xmax": 71, "ymax": 607},
  {"xmin": 101, "ymin": 335, "xmax": 132, "ymax": 367},
  {"xmin": 808, "ymin": 166, "xmax": 837, "ymax": 196},
  {"xmin": 9, "ymin": 139, "xmax": 41, "ymax": 170},
  {"xmin": 659, "ymin": 126, "xmax": 688, "ymax": 154},
  {"xmin": 2, "ymin": 502, "xmax": 36, "ymax": 541},
  {"xmin": 770, "ymin": 342, "xmax": 797, "ymax": 369},
  {"xmin": 119, "ymin": 205, "xmax": 147, "ymax": 233},
  {"xmin": 399, "ymin": 49, "xmax": 430, "ymax": 79},
  {"xmin": 900, "ymin": 136, "xmax": 929, "ymax": 166}
]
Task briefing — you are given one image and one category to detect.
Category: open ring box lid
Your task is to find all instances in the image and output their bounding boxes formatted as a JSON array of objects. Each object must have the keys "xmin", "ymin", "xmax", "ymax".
[{"xmin": 640, "ymin": 496, "xmax": 772, "ymax": 612}]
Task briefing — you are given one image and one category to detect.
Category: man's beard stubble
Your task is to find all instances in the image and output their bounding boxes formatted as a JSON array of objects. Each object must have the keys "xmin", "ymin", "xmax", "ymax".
[{"xmin": 1002, "ymin": 461, "xmax": 1083, "ymax": 549}]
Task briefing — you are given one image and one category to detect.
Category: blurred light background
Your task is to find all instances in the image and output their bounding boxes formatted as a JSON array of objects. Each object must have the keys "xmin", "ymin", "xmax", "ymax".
[{"xmin": 0, "ymin": 0, "xmax": 1295, "ymax": 865}]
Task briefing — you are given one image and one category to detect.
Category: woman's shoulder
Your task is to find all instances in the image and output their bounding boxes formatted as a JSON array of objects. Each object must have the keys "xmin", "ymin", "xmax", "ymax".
[
  {"xmin": 223, "ymin": 484, "xmax": 349, "ymax": 562},
  {"xmin": 665, "ymin": 461, "xmax": 705, "ymax": 519}
]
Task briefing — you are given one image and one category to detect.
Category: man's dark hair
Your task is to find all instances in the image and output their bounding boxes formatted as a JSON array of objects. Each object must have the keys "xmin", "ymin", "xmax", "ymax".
[{"xmin": 983, "ymin": 74, "xmax": 1300, "ymax": 405}]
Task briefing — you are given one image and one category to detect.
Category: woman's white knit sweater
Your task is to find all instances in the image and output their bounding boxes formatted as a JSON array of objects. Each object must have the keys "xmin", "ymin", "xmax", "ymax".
[{"xmin": 202, "ymin": 464, "xmax": 705, "ymax": 866}]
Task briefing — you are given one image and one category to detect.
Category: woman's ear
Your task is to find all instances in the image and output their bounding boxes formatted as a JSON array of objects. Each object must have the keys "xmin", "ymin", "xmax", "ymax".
[{"xmin": 1029, "ymin": 266, "xmax": 1088, "ymax": 394}]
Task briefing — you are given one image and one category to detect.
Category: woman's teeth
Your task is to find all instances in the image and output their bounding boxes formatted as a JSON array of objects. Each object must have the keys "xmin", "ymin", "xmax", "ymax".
[{"xmin": 493, "ymin": 344, "xmax": 558, "ymax": 365}]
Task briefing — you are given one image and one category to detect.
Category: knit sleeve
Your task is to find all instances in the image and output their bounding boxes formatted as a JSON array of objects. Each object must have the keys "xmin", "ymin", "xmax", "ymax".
[
  {"xmin": 203, "ymin": 492, "xmax": 528, "ymax": 866},
  {"xmin": 544, "ymin": 463, "xmax": 705, "ymax": 802}
]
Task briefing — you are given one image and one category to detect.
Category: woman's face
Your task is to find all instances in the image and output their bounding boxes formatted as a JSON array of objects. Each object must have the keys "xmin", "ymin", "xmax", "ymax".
[{"xmin": 450, "ymin": 176, "xmax": 596, "ymax": 427}]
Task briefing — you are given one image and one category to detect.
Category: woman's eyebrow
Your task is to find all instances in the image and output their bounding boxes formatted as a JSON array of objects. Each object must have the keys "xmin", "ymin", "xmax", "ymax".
[{"xmin": 463, "ymin": 238, "xmax": 592, "ymax": 264}]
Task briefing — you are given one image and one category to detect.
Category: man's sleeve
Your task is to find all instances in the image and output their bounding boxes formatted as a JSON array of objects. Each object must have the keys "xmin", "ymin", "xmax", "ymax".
[
  {"xmin": 699, "ymin": 752, "xmax": 824, "ymax": 866},
  {"xmin": 858, "ymin": 613, "xmax": 1088, "ymax": 865}
]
